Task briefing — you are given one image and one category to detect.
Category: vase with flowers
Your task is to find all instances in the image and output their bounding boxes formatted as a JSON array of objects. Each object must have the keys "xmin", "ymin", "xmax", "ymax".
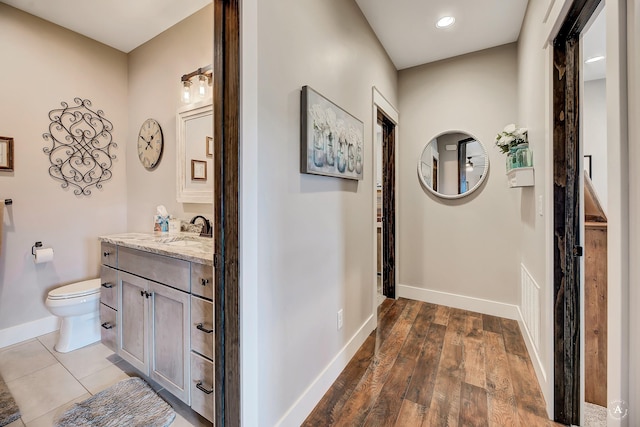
[{"xmin": 495, "ymin": 124, "xmax": 531, "ymax": 171}]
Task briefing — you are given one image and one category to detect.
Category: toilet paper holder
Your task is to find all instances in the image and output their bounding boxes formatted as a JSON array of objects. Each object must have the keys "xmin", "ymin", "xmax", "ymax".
[{"xmin": 32, "ymin": 241, "xmax": 43, "ymax": 256}]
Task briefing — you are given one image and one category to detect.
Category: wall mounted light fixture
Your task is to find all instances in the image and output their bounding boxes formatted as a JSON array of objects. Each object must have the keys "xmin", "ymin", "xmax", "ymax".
[{"xmin": 181, "ymin": 65, "xmax": 212, "ymax": 104}]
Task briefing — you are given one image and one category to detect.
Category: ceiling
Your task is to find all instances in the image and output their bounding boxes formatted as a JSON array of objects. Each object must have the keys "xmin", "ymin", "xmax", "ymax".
[
  {"xmin": 3, "ymin": 0, "xmax": 606, "ymax": 77},
  {"xmin": 1, "ymin": 0, "xmax": 211, "ymax": 53},
  {"xmin": 354, "ymin": 0, "xmax": 529, "ymax": 70},
  {"xmin": 582, "ymin": 6, "xmax": 606, "ymax": 81}
]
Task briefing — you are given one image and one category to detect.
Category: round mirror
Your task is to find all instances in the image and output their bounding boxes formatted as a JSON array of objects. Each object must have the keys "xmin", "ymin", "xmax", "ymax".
[{"xmin": 417, "ymin": 131, "xmax": 489, "ymax": 199}]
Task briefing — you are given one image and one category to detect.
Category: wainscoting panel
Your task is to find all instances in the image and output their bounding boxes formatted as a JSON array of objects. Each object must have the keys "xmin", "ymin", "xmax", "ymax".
[{"xmin": 521, "ymin": 264, "xmax": 541, "ymax": 350}]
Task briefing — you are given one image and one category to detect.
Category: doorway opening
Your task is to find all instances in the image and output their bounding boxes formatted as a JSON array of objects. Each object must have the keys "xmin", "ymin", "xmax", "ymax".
[
  {"xmin": 376, "ymin": 109, "xmax": 396, "ymax": 301},
  {"xmin": 580, "ymin": 3, "xmax": 608, "ymax": 422},
  {"xmin": 552, "ymin": 0, "xmax": 603, "ymax": 424}
]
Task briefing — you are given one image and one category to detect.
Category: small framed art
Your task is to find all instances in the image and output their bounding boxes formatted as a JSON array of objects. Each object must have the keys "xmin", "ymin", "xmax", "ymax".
[
  {"xmin": 0, "ymin": 136, "xmax": 14, "ymax": 171},
  {"xmin": 206, "ymin": 136, "xmax": 214, "ymax": 158},
  {"xmin": 191, "ymin": 159, "xmax": 207, "ymax": 181}
]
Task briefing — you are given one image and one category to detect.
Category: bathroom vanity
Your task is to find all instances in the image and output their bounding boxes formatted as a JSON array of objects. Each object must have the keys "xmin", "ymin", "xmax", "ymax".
[{"xmin": 98, "ymin": 232, "xmax": 214, "ymax": 422}]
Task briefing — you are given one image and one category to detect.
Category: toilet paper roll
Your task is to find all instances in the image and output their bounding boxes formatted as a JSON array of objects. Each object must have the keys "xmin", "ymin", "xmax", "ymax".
[{"xmin": 34, "ymin": 247, "xmax": 54, "ymax": 264}]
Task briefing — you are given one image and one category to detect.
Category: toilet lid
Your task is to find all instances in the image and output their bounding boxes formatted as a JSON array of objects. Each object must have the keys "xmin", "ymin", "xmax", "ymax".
[{"xmin": 48, "ymin": 278, "xmax": 101, "ymax": 300}]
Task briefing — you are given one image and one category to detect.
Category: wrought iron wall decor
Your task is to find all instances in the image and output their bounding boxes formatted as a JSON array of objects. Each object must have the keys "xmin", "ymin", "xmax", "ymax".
[{"xmin": 42, "ymin": 98, "xmax": 117, "ymax": 196}]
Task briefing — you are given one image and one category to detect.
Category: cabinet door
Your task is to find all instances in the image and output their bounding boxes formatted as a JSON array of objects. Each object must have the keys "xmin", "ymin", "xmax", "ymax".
[
  {"xmin": 149, "ymin": 281, "xmax": 191, "ymax": 404},
  {"xmin": 118, "ymin": 271, "xmax": 149, "ymax": 374}
]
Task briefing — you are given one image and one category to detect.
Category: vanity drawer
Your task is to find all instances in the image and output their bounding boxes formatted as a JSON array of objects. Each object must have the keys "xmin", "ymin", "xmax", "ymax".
[
  {"xmin": 100, "ymin": 265, "xmax": 118, "ymax": 310},
  {"xmin": 191, "ymin": 263, "xmax": 214, "ymax": 300},
  {"xmin": 190, "ymin": 352, "xmax": 214, "ymax": 423},
  {"xmin": 99, "ymin": 304, "xmax": 117, "ymax": 352},
  {"xmin": 101, "ymin": 243, "xmax": 117, "ymax": 268},
  {"xmin": 191, "ymin": 296, "xmax": 213, "ymax": 360},
  {"xmin": 118, "ymin": 246, "xmax": 190, "ymax": 292}
]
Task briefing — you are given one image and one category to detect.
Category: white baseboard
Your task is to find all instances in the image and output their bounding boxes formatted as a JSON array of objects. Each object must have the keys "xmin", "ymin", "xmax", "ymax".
[
  {"xmin": 397, "ymin": 284, "xmax": 549, "ymax": 414},
  {"xmin": 515, "ymin": 307, "xmax": 549, "ymax": 394},
  {"xmin": 276, "ymin": 314, "xmax": 377, "ymax": 427},
  {"xmin": 0, "ymin": 316, "xmax": 60, "ymax": 349},
  {"xmin": 397, "ymin": 284, "xmax": 521, "ymax": 319}
]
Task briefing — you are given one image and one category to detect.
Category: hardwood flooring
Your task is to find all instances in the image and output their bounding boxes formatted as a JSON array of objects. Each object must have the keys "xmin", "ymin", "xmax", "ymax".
[{"xmin": 302, "ymin": 298, "xmax": 564, "ymax": 427}]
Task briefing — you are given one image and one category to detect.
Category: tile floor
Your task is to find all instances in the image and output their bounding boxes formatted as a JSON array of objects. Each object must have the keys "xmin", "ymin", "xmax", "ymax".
[{"xmin": 0, "ymin": 332, "xmax": 211, "ymax": 427}]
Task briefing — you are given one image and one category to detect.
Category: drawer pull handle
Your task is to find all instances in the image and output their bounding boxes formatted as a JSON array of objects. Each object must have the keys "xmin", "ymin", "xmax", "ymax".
[
  {"xmin": 140, "ymin": 290, "xmax": 145, "ymax": 297},
  {"xmin": 103, "ymin": 251, "xmax": 111, "ymax": 257},
  {"xmin": 101, "ymin": 282, "xmax": 114, "ymax": 289},
  {"xmin": 200, "ymin": 278, "xmax": 209, "ymax": 286},
  {"xmin": 101, "ymin": 322, "xmax": 114, "ymax": 330},
  {"xmin": 196, "ymin": 323, "xmax": 213, "ymax": 334},
  {"xmin": 196, "ymin": 381, "xmax": 214, "ymax": 395}
]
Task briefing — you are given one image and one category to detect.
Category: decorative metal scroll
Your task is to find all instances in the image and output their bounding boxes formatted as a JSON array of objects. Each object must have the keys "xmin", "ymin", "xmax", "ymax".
[{"xmin": 42, "ymin": 98, "xmax": 117, "ymax": 196}]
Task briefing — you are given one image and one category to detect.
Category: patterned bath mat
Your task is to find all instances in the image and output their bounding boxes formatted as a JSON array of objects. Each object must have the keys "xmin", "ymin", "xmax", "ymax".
[
  {"xmin": 54, "ymin": 377, "xmax": 175, "ymax": 427},
  {"xmin": 0, "ymin": 373, "xmax": 20, "ymax": 427}
]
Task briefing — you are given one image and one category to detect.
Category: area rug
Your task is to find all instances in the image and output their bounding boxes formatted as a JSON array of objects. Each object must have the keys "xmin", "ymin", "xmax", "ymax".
[
  {"xmin": 0, "ymin": 373, "xmax": 21, "ymax": 427},
  {"xmin": 54, "ymin": 377, "xmax": 175, "ymax": 427}
]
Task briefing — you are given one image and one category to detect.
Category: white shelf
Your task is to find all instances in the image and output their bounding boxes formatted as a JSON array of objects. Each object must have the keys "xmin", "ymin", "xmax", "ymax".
[{"xmin": 506, "ymin": 167, "xmax": 534, "ymax": 187}]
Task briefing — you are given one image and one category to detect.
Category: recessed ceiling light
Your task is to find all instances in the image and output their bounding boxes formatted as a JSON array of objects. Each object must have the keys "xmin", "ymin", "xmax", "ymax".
[
  {"xmin": 436, "ymin": 16, "xmax": 455, "ymax": 28},
  {"xmin": 585, "ymin": 55, "xmax": 605, "ymax": 64}
]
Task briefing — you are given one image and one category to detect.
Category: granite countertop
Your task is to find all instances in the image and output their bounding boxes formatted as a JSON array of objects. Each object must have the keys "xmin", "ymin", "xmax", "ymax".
[{"xmin": 99, "ymin": 232, "xmax": 214, "ymax": 266}]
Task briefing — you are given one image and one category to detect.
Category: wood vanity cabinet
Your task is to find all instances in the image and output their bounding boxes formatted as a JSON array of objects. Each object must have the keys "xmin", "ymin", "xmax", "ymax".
[
  {"xmin": 119, "ymin": 270, "xmax": 191, "ymax": 403},
  {"xmin": 99, "ymin": 244, "xmax": 118, "ymax": 352},
  {"xmin": 99, "ymin": 241, "xmax": 214, "ymax": 421},
  {"xmin": 190, "ymin": 263, "xmax": 215, "ymax": 422}
]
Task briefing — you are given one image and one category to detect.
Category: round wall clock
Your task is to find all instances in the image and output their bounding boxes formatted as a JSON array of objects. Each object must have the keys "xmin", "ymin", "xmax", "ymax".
[{"xmin": 137, "ymin": 118, "xmax": 164, "ymax": 170}]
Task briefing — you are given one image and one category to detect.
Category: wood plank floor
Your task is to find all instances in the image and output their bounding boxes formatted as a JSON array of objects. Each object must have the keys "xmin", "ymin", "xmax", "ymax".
[{"xmin": 302, "ymin": 298, "xmax": 564, "ymax": 427}]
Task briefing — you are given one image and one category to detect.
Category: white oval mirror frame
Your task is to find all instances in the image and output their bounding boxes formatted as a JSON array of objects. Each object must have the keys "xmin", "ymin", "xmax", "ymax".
[{"xmin": 417, "ymin": 131, "xmax": 489, "ymax": 200}]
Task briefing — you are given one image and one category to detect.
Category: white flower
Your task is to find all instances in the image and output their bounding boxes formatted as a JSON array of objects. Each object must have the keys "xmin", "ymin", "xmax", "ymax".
[
  {"xmin": 495, "ymin": 123, "xmax": 528, "ymax": 154},
  {"xmin": 513, "ymin": 128, "xmax": 527, "ymax": 139},
  {"xmin": 309, "ymin": 104, "xmax": 326, "ymax": 129},
  {"xmin": 325, "ymin": 108, "xmax": 336, "ymax": 132},
  {"xmin": 499, "ymin": 134, "xmax": 513, "ymax": 145}
]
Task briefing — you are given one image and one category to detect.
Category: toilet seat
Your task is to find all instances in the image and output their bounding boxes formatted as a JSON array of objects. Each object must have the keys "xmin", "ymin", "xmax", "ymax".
[{"xmin": 47, "ymin": 278, "xmax": 101, "ymax": 300}]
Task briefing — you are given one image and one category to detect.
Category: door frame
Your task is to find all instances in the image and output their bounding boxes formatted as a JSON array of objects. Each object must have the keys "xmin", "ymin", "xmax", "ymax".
[
  {"xmin": 552, "ymin": 0, "xmax": 602, "ymax": 424},
  {"xmin": 371, "ymin": 88, "xmax": 398, "ymax": 319},
  {"xmin": 378, "ymin": 109, "xmax": 396, "ymax": 299},
  {"xmin": 213, "ymin": 0, "xmax": 240, "ymax": 425}
]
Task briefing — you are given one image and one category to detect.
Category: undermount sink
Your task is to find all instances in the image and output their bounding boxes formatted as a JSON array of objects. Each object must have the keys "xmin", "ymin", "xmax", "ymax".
[{"xmin": 165, "ymin": 240, "xmax": 201, "ymax": 247}]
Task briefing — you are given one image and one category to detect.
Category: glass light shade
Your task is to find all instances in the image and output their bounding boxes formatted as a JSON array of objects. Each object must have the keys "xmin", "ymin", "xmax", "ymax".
[
  {"xmin": 182, "ymin": 80, "xmax": 191, "ymax": 104},
  {"xmin": 198, "ymin": 75, "xmax": 207, "ymax": 97}
]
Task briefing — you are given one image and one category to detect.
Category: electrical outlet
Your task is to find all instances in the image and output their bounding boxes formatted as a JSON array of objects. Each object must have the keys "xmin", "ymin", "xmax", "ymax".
[{"xmin": 337, "ymin": 309, "xmax": 343, "ymax": 330}]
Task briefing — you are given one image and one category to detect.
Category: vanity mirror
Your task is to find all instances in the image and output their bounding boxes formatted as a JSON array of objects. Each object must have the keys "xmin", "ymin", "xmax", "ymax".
[
  {"xmin": 177, "ymin": 100, "xmax": 213, "ymax": 203},
  {"xmin": 418, "ymin": 131, "xmax": 489, "ymax": 199}
]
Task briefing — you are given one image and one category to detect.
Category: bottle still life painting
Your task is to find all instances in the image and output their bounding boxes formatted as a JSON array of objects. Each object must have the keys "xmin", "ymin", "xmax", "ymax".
[{"xmin": 300, "ymin": 85, "xmax": 364, "ymax": 180}]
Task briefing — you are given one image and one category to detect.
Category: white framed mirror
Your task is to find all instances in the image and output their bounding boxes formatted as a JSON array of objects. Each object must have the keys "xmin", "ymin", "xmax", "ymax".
[
  {"xmin": 177, "ymin": 100, "xmax": 213, "ymax": 203},
  {"xmin": 417, "ymin": 131, "xmax": 489, "ymax": 199}
]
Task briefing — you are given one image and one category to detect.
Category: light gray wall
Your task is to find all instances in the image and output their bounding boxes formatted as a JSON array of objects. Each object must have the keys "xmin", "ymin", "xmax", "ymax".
[
  {"xmin": 254, "ymin": 0, "xmax": 397, "ymax": 424},
  {"xmin": 398, "ymin": 44, "xmax": 521, "ymax": 304},
  {"xmin": 583, "ymin": 78, "xmax": 608, "ymax": 213},
  {"xmin": 0, "ymin": 4, "xmax": 128, "ymax": 332},
  {"xmin": 127, "ymin": 6, "xmax": 213, "ymax": 232},
  {"xmin": 516, "ymin": 0, "xmax": 554, "ymax": 407}
]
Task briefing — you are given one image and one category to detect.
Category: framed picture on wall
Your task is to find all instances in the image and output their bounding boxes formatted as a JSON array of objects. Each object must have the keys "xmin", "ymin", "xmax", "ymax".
[
  {"xmin": 206, "ymin": 136, "xmax": 213, "ymax": 158},
  {"xmin": 0, "ymin": 136, "xmax": 14, "ymax": 171},
  {"xmin": 191, "ymin": 159, "xmax": 207, "ymax": 181},
  {"xmin": 300, "ymin": 85, "xmax": 364, "ymax": 180}
]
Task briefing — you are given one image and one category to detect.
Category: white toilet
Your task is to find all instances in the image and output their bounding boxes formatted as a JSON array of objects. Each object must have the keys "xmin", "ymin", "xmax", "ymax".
[{"xmin": 45, "ymin": 278, "xmax": 102, "ymax": 353}]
